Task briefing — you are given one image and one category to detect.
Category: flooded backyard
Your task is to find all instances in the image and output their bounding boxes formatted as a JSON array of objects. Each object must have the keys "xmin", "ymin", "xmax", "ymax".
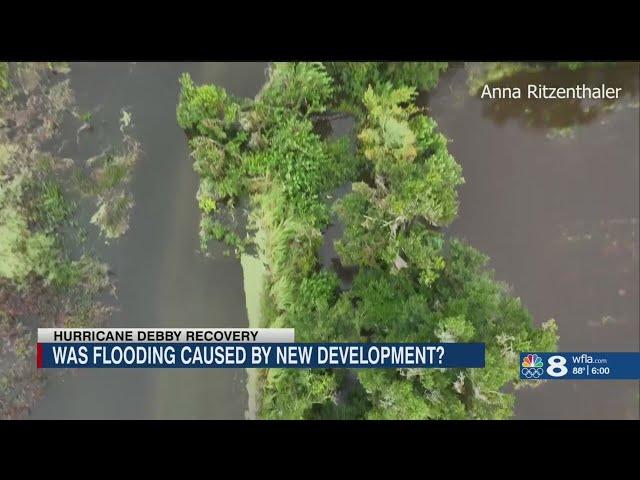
[{"xmin": 29, "ymin": 62, "xmax": 639, "ymax": 419}]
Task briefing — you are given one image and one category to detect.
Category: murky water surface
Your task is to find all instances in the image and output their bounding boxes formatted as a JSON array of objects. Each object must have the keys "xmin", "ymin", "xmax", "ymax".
[
  {"xmin": 430, "ymin": 63, "xmax": 639, "ymax": 419},
  {"xmin": 31, "ymin": 63, "xmax": 266, "ymax": 419}
]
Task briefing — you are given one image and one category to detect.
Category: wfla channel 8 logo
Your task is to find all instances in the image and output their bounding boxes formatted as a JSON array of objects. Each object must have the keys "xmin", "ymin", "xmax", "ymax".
[{"xmin": 521, "ymin": 353, "xmax": 569, "ymax": 379}]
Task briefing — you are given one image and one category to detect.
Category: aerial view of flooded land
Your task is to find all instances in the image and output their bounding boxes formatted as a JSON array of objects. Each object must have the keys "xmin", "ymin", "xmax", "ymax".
[{"xmin": 1, "ymin": 62, "xmax": 638, "ymax": 419}]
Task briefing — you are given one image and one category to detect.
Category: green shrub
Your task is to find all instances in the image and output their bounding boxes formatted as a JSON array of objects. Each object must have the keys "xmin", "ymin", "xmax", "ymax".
[
  {"xmin": 177, "ymin": 73, "xmax": 240, "ymax": 137},
  {"xmin": 258, "ymin": 62, "xmax": 333, "ymax": 117},
  {"xmin": 325, "ymin": 62, "xmax": 448, "ymax": 112}
]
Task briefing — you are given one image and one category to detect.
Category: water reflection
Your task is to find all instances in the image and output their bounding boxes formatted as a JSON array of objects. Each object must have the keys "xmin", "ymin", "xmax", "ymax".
[
  {"xmin": 430, "ymin": 63, "xmax": 639, "ymax": 419},
  {"xmin": 469, "ymin": 63, "xmax": 640, "ymax": 130}
]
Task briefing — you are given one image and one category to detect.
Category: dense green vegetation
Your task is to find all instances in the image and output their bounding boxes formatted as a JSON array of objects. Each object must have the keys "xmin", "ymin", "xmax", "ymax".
[
  {"xmin": 325, "ymin": 62, "xmax": 448, "ymax": 113},
  {"xmin": 179, "ymin": 62, "xmax": 558, "ymax": 419}
]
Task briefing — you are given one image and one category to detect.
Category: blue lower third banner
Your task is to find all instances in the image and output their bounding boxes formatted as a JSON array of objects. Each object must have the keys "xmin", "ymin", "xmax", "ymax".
[
  {"xmin": 520, "ymin": 352, "xmax": 640, "ymax": 380},
  {"xmin": 37, "ymin": 342, "xmax": 485, "ymax": 369}
]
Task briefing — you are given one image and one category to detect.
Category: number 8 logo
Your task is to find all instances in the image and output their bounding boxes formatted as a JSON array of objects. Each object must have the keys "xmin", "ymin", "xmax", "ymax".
[{"xmin": 547, "ymin": 355, "xmax": 568, "ymax": 377}]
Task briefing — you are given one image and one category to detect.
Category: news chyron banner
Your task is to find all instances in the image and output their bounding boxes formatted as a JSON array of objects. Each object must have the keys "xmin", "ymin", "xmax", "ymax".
[
  {"xmin": 36, "ymin": 328, "xmax": 485, "ymax": 369},
  {"xmin": 36, "ymin": 328, "xmax": 640, "ymax": 378}
]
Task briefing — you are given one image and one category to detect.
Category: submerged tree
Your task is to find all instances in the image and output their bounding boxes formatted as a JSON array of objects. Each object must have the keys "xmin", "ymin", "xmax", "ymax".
[{"xmin": 177, "ymin": 62, "xmax": 558, "ymax": 419}]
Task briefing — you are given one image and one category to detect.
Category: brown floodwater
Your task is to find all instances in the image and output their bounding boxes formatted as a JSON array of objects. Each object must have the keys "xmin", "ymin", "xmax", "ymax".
[
  {"xmin": 29, "ymin": 62, "xmax": 639, "ymax": 419},
  {"xmin": 30, "ymin": 63, "xmax": 267, "ymax": 419},
  {"xmin": 429, "ymin": 63, "xmax": 639, "ymax": 419}
]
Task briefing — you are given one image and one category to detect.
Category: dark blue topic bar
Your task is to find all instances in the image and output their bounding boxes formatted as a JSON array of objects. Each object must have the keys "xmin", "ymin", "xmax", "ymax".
[{"xmin": 38, "ymin": 342, "xmax": 485, "ymax": 369}]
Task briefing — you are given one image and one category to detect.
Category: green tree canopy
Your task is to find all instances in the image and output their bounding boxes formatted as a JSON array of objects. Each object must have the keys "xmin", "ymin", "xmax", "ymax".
[{"xmin": 177, "ymin": 62, "xmax": 558, "ymax": 420}]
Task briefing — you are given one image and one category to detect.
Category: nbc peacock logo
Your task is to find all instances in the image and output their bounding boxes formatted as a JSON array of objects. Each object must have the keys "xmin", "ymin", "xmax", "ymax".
[{"xmin": 521, "ymin": 353, "xmax": 544, "ymax": 379}]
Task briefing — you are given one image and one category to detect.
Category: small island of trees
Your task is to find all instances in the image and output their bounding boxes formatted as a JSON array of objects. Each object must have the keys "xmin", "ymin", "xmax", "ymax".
[{"xmin": 177, "ymin": 62, "xmax": 558, "ymax": 420}]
